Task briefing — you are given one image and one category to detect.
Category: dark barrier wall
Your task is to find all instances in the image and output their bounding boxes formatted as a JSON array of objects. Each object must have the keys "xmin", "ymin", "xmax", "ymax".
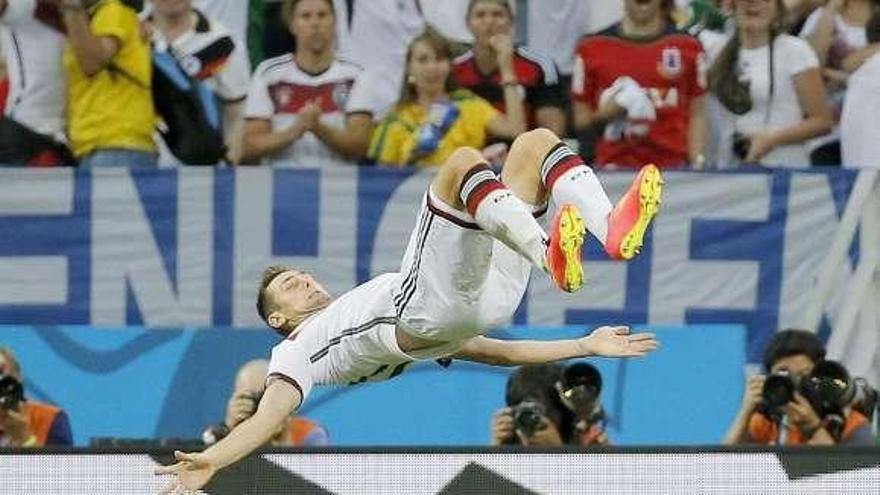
[{"xmin": 2, "ymin": 447, "xmax": 879, "ymax": 494}]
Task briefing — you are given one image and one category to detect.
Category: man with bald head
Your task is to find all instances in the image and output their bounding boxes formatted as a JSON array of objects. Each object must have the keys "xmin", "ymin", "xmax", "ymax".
[{"xmin": 206, "ymin": 359, "xmax": 328, "ymax": 447}]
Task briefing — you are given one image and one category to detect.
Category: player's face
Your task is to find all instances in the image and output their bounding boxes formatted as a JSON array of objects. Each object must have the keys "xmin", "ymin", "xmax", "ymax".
[
  {"xmin": 152, "ymin": 0, "xmax": 191, "ymax": 17},
  {"xmin": 266, "ymin": 270, "xmax": 332, "ymax": 322},
  {"xmin": 624, "ymin": 0, "xmax": 663, "ymax": 25},
  {"xmin": 734, "ymin": 0, "xmax": 777, "ymax": 32},
  {"xmin": 467, "ymin": 1, "xmax": 513, "ymax": 44},
  {"xmin": 290, "ymin": 0, "xmax": 336, "ymax": 54},
  {"xmin": 407, "ymin": 41, "xmax": 451, "ymax": 95}
]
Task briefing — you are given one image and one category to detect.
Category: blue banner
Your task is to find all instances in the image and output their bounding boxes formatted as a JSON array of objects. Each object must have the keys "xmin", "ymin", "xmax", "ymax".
[{"xmin": 0, "ymin": 168, "xmax": 860, "ymax": 364}]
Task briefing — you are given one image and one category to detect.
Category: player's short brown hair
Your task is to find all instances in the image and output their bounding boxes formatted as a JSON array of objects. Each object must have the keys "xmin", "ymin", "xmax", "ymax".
[
  {"xmin": 256, "ymin": 265, "xmax": 292, "ymax": 334},
  {"xmin": 282, "ymin": 0, "xmax": 336, "ymax": 24}
]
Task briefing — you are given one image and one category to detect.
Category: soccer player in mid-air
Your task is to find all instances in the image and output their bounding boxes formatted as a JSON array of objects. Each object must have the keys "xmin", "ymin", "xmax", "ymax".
[{"xmin": 156, "ymin": 128, "xmax": 663, "ymax": 492}]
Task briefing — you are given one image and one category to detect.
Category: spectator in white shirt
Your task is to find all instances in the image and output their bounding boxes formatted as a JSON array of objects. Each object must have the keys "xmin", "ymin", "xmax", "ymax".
[
  {"xmin": 705, "ymin": 0, "xmax": 832, "ymax": 167},
  {"xmin": 798, "ymin": 0, "xmax": 879, "ymax": 164},
  {"xmin": 841, "ymin": 10, "xmax": 880, "ymax": 168},
  {"xmin": 333, "ymin": 0, "xmax": 424, "ymax": 121}
]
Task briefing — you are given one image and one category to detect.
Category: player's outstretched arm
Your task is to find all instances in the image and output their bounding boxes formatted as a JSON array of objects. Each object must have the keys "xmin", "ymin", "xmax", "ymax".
[
  {"xmin": 453, "ymin": 326, "xmax": 658, "ymax": 366},
  {"xmin": 154, "ymin": 378, "xmax": 302, "ymax": 493}
]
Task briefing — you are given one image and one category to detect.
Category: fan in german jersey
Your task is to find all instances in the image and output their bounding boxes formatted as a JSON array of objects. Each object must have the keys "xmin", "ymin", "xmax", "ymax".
[{"xmin": 157, "ymin": 128, "xmax": 663, "ymax": 492}]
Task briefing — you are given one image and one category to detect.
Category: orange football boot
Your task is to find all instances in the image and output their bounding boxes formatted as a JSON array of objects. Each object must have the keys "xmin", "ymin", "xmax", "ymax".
[
  {"xmin": 545, "ymin": 203, "xmax": 586, "ymax": 293},
  {"xmin": 605, "ymin": 164, "xmax": 663, "ymax": 261}
]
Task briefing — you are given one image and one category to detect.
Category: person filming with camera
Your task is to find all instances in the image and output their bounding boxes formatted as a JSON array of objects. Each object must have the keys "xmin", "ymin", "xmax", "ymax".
[
  {"xmin": 723, "ymin": 329, "xmax": 875, "ymax": 446},
  {"xmin": 0, "ymin": 346, "xmax": 72, "ymax": 447},
  {"xmin": 491, "ymin": 362, "xmax": 609, "ymax": 446}
]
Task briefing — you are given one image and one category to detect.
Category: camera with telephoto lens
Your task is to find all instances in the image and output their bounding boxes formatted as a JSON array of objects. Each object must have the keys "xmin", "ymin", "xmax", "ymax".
[
  {"xmin": 0, "ymin": 373, "xmax": 24, "ymax": 411},
  {"xmin": 849, "ymin": 377, "xmax": 878, "ymax": 419},
  {"xmin": 512, "ymin": 400, "xmax": 547, "ymax": 438},
  {"xmin": 799, "ymin": 360, "xmax": 862, "ymax": 417},
  {"xmin": 558, "ymin": 362, "xmax": 604, "ymax": 423},
  {"xmin": 762, "ymin": 360, "xmax": 876, "ymax": 421}
]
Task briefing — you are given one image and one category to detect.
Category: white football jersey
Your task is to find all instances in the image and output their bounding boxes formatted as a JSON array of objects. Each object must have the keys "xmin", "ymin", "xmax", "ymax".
[
  {"xmin": 245, "ymin": 54, "xmax": 374, "ymax": 167},
  {"xmin": 267, "ymin": 273, "xmax": 463, "ymax": 403}
]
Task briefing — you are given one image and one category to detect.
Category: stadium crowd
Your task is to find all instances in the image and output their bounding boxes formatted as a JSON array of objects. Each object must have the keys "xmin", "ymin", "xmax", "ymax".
[{"xmin": 0, "ymin": 0, "xmax": 878, "ymax": 169}]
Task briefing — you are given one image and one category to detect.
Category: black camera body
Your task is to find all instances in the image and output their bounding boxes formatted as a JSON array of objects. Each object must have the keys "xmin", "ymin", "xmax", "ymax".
[
  {"xmin": 760, "ymin": 369, "xmax": 800, "ymax": 414},
  {"xmin": 0, "ymin": 373, "xmax": 24, "ymax": 410},
  {"xmin": 761, "ymin": 360, "xmax": 876, "ymax": 423},
  {"xmin": 732, "ymin": 132, "xmax": 751, "ymax": 161},
  {"xmin": 512, "ymin": 400, "xmax": 546, "ymax": 438}
]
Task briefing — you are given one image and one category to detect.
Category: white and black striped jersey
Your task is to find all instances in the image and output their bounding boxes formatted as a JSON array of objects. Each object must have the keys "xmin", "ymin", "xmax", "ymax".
[{"xmin": 267, "ymin": 273, "xmax": 461, "ymax": 404}]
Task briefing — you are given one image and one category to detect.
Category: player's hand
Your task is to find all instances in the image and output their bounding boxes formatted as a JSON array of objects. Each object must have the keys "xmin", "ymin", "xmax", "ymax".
[
  {"xmin": 579, "ymin": 326, "xmax": 659, "ymax": 358},
  {"xmin": 741, "ymin": 374, "xmax": 766, "ymax": 413},
  {"xmin": 491, "ymin": 407, "xmax": 515, "ymax": 445},
  {"xmin": 155, "ymin": 450, "xmax": 217, "ymax": 494}
]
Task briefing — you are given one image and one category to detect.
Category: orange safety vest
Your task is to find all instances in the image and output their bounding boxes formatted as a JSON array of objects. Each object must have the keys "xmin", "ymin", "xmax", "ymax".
[
  {"xmin": 748, "ymin": 410, "xmax": 869, "ymax": 445},
  {"xmin": 284, "ymin": 417, "xmax": 325, "ymax": 446},
  {"xmin": 24, "ymin": 401, "xmax": 63, "ymax": 446}
]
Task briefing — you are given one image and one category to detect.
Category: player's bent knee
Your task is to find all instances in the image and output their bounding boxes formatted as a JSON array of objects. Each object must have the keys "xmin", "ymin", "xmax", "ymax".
[
  {"xmin": 431, "ymin": 147, "xmax": 488, "ymax": 208},
  {"xmin": 512, "ymin": 128, "xmax": 559, "ymax": 152},
  {"xmin": 443, "ymin": 147, "xmax": 490, "ymax": 184},
  {"xmin": 444, "ymin": 147, "xmax": 485, "ymax": 171}
]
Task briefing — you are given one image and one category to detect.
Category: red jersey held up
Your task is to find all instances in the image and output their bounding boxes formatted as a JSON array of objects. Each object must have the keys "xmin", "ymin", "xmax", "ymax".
[{"xmin": 572, "ymin": 24, "xmax": 706, "ymax": 169}]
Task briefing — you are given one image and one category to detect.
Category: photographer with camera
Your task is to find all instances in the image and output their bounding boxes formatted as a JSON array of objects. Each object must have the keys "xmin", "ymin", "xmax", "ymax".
[
  {"xmin": 0, "ymin": 346, "xmax": 72, "ymax": 447},
  {"xmin": 202, "ymin": 359, "xmax": 328, "ymax": 446},
  {"xmin": 723, "ymin": 329, "xmax": 875, "ymax": 446},
  {"xmin": 491, "ymin": 362, "xmax": 608, "ymax": 446}
]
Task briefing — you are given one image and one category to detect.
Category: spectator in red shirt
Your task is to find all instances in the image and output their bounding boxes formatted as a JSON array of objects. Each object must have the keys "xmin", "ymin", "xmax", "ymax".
[
  {"xmin": 452, "ymin": 0, "xmax": 566, "ymax": 137},
  {"xmin": 572, "ymin": 0, "xmax": 707, "ymax": 169}
]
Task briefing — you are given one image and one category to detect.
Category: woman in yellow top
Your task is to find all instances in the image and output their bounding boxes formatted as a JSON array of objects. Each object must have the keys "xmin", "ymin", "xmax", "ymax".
[{"xmin": 368, "ymin": 29, "xmax": 526, "ymax": 167}]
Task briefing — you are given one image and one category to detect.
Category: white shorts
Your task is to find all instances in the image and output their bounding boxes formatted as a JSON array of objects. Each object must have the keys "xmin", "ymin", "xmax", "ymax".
[{"xmin": 392, "ymin": 189, "xmax": 533, "ymax": 343}]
